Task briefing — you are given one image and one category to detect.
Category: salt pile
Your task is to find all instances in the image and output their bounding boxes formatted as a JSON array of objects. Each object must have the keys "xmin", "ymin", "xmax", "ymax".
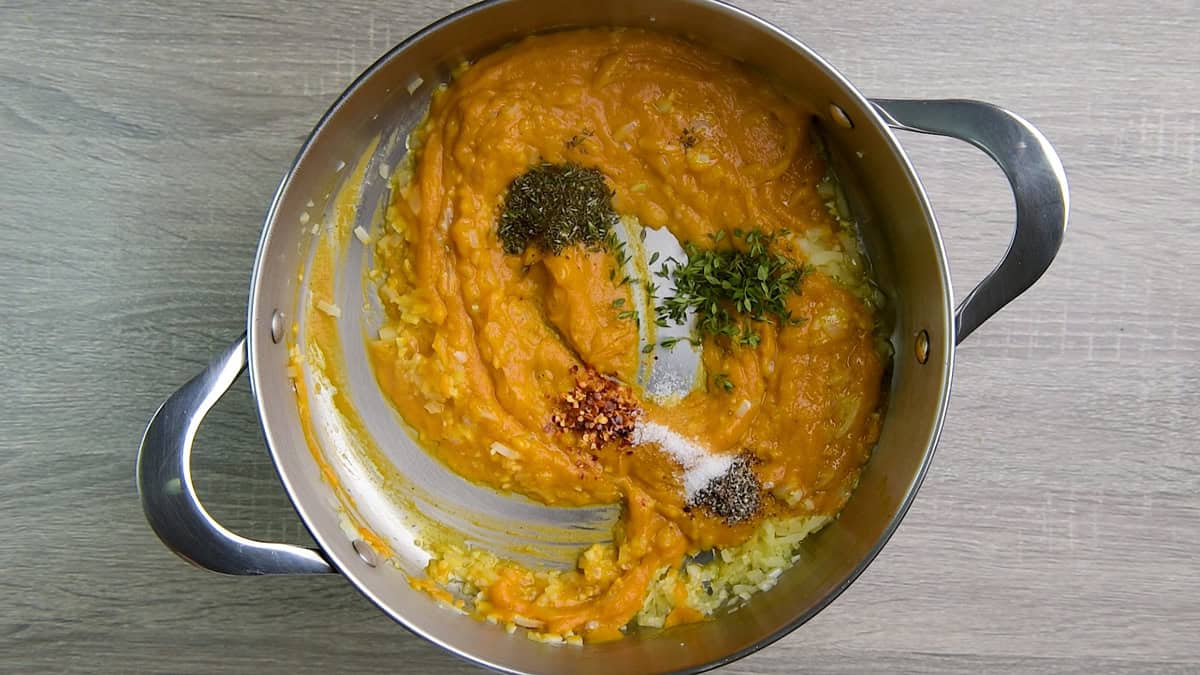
[{"xmin": 631, "ymin": 421, "xmax": 735, "ymax": 500}]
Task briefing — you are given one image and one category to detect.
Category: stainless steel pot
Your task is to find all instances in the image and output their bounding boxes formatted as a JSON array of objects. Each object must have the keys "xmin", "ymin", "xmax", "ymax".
[{"xmin": 137, "ymin": 0, "xmax": 1068, "ymax": 672}]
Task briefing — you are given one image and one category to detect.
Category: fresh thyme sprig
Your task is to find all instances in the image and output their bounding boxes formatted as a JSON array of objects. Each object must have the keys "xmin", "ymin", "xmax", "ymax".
[
  {"xmin": 712, "ymin": 372, "xmax": 734, "ymax": 392},
  {"xmin": 656, "ymin": 228, "xmax": 805, "ymax": 348}
]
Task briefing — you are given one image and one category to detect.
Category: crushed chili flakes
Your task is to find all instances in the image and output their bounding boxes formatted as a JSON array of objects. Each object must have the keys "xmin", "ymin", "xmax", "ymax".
[{"xmin": 551, "ymin": 366, "xmax": 641, "ymax": 451}]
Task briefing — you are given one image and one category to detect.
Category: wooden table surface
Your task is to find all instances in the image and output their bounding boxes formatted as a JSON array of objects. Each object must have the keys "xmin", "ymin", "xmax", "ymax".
[{"xmin": 2, "ymin": 0, "xmax": 1197, "ymax": 672}]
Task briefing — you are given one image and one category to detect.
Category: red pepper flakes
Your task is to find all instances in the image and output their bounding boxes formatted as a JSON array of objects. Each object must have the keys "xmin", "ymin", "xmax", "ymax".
[{"xmin": 551, "ymin": 366, "xmax": 641, "ymax": 451}]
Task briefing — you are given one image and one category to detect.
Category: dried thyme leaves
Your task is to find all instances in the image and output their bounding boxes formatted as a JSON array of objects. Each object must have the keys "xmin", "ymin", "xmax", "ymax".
[{"xmin": 497, "ymin": 162, "xmax": 617, "ymax": 255}]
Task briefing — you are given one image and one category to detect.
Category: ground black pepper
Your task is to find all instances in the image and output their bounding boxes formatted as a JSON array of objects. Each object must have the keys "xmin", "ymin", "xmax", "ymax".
[{"xmin": 689, "ymin": 455, "xmax": 762, "ymax": 524}]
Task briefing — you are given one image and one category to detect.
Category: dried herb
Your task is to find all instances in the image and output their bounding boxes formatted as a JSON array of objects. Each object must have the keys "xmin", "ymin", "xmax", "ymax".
[
  {"xmin": 679, "ymin": 128, "xmax": 699, "ymax": 150},
  {"xmin": 566, "ymin": 128, "xmax": 593, "ymax": 150},
  {"xmin": 656, "ymin": 228, "xmax": 804, "ymax": 346},
  {"xmin": 498, "ymin": 162, "xmax": 617, "ymax": 255}
]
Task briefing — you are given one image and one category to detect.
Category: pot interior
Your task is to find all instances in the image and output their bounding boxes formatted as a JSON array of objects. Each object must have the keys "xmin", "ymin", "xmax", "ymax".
[{"xmin": 247, "ymin": 0, "xmax": 954, "ymax": 672}]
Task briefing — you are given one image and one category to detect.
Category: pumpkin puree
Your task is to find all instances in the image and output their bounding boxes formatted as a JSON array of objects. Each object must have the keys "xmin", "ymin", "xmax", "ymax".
[{"xmin": 367, "ymin": 29, "xmax": 885, "ymax": 642}]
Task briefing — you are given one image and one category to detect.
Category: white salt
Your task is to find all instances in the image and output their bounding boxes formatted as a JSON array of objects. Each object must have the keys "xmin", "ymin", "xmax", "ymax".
[{"xmin": 632, "ymin": 421, "xmax": 733, "ymax": 499}]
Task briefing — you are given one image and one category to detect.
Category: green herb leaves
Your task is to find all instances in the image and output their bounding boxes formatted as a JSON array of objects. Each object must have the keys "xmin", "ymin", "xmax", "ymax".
[
  {"xmin": 656, "ymin": 228, "xmax": 804, "ymax": 347},
  {"xmin": 712, "ymin": 373, "xmax": 734, "ymax": 392},
  {"xmin": 498, "ymin": 163, "xmax": 617, "ymax": 255}
]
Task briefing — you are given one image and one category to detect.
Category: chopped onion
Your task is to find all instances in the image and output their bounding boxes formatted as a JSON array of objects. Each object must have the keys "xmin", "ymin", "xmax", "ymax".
[
  {"xmin": 489, "ymin": 442, "xmax": 519, "ymax": 459},
  {"xmin": 316, "ymin": 300, "xmax": 341, "ymax": 318},
  {"xmin": 687, "ymin": 152, "xmax": 716, "ymax": 170},
  {"xmin": 511, "ymin": 614, "xmax": 543, "ymax": 629}
]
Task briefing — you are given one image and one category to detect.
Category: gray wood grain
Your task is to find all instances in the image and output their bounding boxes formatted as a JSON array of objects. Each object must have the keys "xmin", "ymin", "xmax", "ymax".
[{"xmin": 1, "ymin": 0, "xmax": 1197, "ymax": 672}]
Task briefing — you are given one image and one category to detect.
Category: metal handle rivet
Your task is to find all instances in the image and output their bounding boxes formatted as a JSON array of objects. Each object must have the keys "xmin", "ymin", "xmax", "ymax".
[
  {"xmin": 352, "ymin": 539, "xmax": 379, "ymax": 567},
  {"xmin": 915, "ymin": 329, "xmax": 930, "ymax": 364},
  {"xmin": 830, "ymin": 103, "xmax": 854, "ymax": 129},
  {"xmin": 270, "ymin": 310, "xmax": 285, "ymax": 344}
]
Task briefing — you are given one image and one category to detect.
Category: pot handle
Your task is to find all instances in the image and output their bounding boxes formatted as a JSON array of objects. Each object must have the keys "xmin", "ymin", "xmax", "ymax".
[
  {"xmin": 137, "ymin": 333, "xmax": 335, "ymax": 575},
  {"xmin": 870, "ymin": 99, "xmax": 1068, "ymax": 344}
]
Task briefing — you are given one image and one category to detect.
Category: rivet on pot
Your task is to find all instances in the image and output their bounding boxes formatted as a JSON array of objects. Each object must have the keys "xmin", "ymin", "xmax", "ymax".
[
  {"xmin": 270, "ymin": 310, "xmax": 285, "ymax": 344},
  {"xmin": 915, "ymin": 329, "xmax": 931, "ymax": 364},
  {"xmin": 352, "ymin": 538, "xmax": 379, "ymax": 568},
  {"xmin": 830, "ymin": 103, "xmax": 854, "ymax": 129}
]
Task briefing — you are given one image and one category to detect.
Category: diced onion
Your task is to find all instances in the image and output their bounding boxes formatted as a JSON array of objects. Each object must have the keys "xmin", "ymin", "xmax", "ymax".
[
  {"xmin": 489, "ymin": 442, "xmax": 519, "ymax": 459},
  {"xmin": 316, "ymin": 300, "xmax": 341, "ymax": 318},
  {"xmin": 687, "ymin": 152, "xmax": 717, "ymax": 170},
  {"xmin": 511, "ymin": 614, "xmax": 543, "ymax": 628}
]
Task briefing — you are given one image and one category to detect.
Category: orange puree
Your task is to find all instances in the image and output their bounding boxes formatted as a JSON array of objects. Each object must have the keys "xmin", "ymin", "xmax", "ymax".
[{"xmin": 367, "ymin": 28, "xmax": 885, "ymax": 641}]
